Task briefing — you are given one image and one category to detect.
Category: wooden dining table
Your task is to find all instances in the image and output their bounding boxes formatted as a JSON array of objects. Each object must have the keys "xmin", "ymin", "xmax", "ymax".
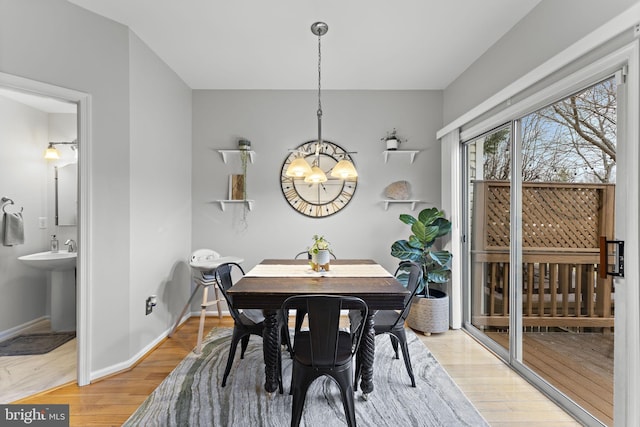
[{"xmin": 227, "ymin": 258, "xmax": 409, "ymax": 396}]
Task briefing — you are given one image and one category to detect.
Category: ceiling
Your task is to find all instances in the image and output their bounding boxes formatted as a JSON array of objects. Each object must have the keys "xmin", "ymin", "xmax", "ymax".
[
  {"xmin": 67, "ymin": 0, "xmax": 541, "ymax": 90},
  {"xmin": 0, "ymin": 87, "xmax": 77, "ymax": 113}
]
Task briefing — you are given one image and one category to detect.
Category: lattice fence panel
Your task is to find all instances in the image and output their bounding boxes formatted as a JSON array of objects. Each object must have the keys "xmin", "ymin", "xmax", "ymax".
[{"xmin": 482, "ymin": 182, "xmax": 610, "ymax": 250}]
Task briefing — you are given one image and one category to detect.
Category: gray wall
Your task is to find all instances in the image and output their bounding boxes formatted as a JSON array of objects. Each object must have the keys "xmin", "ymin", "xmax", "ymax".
[
  {"xmin": 192, "ymin": 90, "xmax": 443, "ymax": 275},
  {"xmin": 128, "ymin": 32, "xmax": 192, "ymax": 349},
  {"xmin": 1, "ymin": 0, "xmax": 192, "ymax": 375},
  {"xmin": 443, "ymin": 0, "xmax": 640, "ymax": 124},
  {"xmin": 0, "ymin": 96, "xmax": 50, "ymax": 335}
]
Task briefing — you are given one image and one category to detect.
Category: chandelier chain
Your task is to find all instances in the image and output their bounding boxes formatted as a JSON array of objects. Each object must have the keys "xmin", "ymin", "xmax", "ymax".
[
  {"xmin": 317, "ymin": 30, "xmax": 322, "ymax": 119},
  {"xmin": 316, "ymin": 28, "xmax": 323, "ymax": 151}
]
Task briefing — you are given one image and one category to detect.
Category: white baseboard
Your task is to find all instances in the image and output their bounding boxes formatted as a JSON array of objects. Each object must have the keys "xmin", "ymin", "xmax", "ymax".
[
  {"xmin": 0, "ymin": 317, "xmax": 50, "ymax": 342},
  {"xmin": 89, "ymin": 311, "xmax": 230, "ymax": 382}
]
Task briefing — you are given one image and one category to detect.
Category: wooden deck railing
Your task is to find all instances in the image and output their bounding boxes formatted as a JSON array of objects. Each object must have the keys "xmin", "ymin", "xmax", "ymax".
[{"xmin": 471, "ymin": 181, "xmax": 615, "ymax": 329}]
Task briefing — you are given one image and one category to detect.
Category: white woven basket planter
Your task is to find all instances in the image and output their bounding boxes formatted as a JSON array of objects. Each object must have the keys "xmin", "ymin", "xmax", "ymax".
[{"xmin": 406, "ymin": 290, "xmax": 449, "ymax": 334}]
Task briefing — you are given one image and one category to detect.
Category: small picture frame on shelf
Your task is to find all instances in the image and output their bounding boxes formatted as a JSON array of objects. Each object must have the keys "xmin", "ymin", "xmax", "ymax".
[{"xmin": 229, "ymin": 174, "xmax": 245, "ymax": 200}]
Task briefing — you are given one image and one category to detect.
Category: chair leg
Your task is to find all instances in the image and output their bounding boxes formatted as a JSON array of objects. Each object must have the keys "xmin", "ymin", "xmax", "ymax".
[
  {"xmin": 389, "ymin": 334, "xmax": 400, "ymax": 359},
  {"xmin": 169, "ymin": 280, "xmax": 201, "ymax": 338},
  {"xmin": 278, "ymin": 349, "xmax": 283, "ymax": 394},
  {"xmin": 394, "ymin": 330, "xmax": 416, "ymax": 387},
  {"xmin": 213, "ymin": 286, "xmax": 223, "ymax": 319},
  {"xmin": 240, "ymin": 335, "xmax": 250, "ymax": 359},
  {"xmin": 290, "ymin": 365, "xmax": 312, "ymax": 427},
  {"xmin": 338, "ymin": 377, "xmax": 356, "ymax": 427},
  {"xmin": 196, "ymin": 286, "xmax": 209, "ymax": 354},
  {"xmin": 222, "ymin": 331, "xmax": 242, "ymax": 387}
]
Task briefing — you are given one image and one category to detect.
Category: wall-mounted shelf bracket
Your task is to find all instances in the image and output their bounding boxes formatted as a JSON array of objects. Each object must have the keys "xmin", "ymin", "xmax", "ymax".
[
  {"xmin": 216, "ymin": 200, "xmax": 254, "ymax": 211},
  {"xmin": 383, "ymin": 150, "xmax": 420, "ymax": 163},
  {"xmin": 217, "ymin": 150, "xmax": 255, "ymax": 164},
  {"xmin": 383, "ymin": 200, "xmax": 422, "ymax": 210}
]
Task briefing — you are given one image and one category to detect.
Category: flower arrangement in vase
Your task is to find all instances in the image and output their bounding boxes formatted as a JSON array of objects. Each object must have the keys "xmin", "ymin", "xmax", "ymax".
[{"xmin": 308, "ymin": 234, "xmax": 333, "ymax": 271}]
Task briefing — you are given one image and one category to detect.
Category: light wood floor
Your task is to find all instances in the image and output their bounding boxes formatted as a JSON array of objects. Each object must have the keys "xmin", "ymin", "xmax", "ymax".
[
  {"xmin": 486, "ymin": 331, "xmax": 613, "ymax": 426},
  {"xmin": 0, "ymin": 321, "xmax": 76, "ymax": 403},
  {"xmin": 14, "ymin": 317, "xmax": 581, "ymax": 426}
]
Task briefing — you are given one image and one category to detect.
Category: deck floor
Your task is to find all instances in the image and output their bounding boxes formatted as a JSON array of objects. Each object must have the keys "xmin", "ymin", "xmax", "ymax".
[{"xmin": 486, "ymin": 330, "xmax": 614, "ymax": 426}]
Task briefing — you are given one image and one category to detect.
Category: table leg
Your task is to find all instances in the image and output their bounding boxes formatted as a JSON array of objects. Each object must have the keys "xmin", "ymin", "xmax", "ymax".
[
  {"xmin": 262, "ymin": 309, "xmax": 280, "ymax": 394},
  {"xmin": 358, "ymin": 310, "xmax": 376, "ymax": 396}
]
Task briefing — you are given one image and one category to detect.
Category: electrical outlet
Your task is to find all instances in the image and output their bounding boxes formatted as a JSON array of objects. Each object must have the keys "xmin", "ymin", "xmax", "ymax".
[
  {"xmin": 145, "ymin": 295, "xmax": 157, "ymax": 315},
  {"xmin": 635, "ymin": 24, "xmax": 640, "ymax": 37}
]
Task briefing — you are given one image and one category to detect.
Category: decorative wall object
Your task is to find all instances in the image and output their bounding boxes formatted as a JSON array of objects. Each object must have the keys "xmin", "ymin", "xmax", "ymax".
[
  {"xmin": 384, "ymin": 181, "xmax": 411, "ymax": 200},
  {"xmin": 280, "ymin": 140, "xmax": 357, "ymax": 218}
]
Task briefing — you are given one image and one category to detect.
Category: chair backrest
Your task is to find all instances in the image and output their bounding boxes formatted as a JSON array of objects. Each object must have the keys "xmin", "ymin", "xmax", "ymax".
[
  {"xmin": 390, "ymin": 261, "xmax": 424, "ymax": 328},
  {"xmin": 294, "ymin": 251, "xmax": 337, "ymax": 259},
  {"xmin": 282, "ymin": 294, "xmax": 368, "ymax": 368},
  {"xmin": 214, "ymin": 262, "xmax": 245, "ymax": 322}
]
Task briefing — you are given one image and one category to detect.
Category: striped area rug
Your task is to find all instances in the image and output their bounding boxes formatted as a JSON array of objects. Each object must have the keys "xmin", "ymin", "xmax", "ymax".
[{"xmin": 124, "ymin": 328, "xmax": 488, "ymax": 426}]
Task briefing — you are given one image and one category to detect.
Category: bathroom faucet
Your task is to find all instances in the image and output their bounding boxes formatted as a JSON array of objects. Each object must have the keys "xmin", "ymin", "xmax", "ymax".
[{"xmin": 65, "ymin": 239, "xmax": 76, "ymax": 252}]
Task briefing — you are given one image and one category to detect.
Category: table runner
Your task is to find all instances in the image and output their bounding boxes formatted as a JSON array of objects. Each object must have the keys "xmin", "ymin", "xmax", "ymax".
[{"xmin": 244, "ymin": 263, "xmax": 393, "ymax": 278}]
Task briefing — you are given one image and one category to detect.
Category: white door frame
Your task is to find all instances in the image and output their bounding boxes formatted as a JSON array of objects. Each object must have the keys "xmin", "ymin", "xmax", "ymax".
[
  {"xmin": 443, "ymin": 39, "xmax": 639, "ymax": 426},
  {"xmin": 0, "ymin": 72, "xmax": 92, "ymax": 386},
  {"xmin": 612, "ymin": 41, "xmax": 640, "ymax": 427}
]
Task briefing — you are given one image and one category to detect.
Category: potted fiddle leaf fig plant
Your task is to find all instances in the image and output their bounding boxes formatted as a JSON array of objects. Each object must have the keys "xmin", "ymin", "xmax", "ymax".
[
  {"xmin": 391, "ymin": 207, "xmax": 452, "ymax": 334},
  {"xmin": 308, "ymin": 234, "xmax": 333, "ymax": 271}
]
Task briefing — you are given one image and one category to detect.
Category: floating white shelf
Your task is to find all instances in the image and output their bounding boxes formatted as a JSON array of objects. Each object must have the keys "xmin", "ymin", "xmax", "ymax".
[
  {"xmin": 215, "ymin": 200, "xmax": 255, "ymax": 211},
  {"xmin": 383, "ymin": 200, "xmax": 422, "ymax": 210},
  {"xmin": 217, "ymin": 150, "xmax": 255, "ymax": 164},
  {"xmin": 383, "ymin": 150, "xmax": 420, "ymax": 163}
]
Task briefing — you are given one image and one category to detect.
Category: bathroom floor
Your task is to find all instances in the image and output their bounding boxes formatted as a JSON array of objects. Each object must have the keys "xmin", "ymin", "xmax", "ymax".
[{"xmin": 0, "ymin": 321, "xmax": 76, "ymax": 403}]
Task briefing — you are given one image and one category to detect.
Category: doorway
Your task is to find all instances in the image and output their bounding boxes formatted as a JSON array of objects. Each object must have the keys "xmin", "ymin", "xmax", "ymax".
[
  {"xmin": 0, "ymin": 71, "xmax": 91, "ymax": 393},
  {"xmin": 461, "ymin": 42, "xmax": 639, "ymax": 426}
]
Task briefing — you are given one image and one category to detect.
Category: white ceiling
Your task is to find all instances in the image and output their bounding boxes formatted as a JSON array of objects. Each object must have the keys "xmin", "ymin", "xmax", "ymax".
[
  {"xmin": 67, "ymin": 0, "xmax": 541, "ymax": 90},
  {"xmin": 0, "ymin": 87, "xmax": 77, "ymax": 114}
]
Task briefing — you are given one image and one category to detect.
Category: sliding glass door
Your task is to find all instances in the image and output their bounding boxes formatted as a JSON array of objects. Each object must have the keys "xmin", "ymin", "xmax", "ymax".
[
  {"xmin": 467, "ymin": 125, "xmax": 512, "ymax": 354},
  {"xmin": 464, "ymin": 76, "xmax": 618, "ymax": 426}
]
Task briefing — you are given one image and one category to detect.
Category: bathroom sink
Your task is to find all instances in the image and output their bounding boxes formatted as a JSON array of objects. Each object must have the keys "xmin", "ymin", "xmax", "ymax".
[{"xmin": 18, "ymin": 250, "xmax": 77, "ymax": 271}]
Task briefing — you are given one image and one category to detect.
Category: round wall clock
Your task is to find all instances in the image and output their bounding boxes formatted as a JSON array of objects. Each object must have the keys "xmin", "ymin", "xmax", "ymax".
[{"xmin": 280, "ymin": 140, "xmax": 358, "ymax": 218}]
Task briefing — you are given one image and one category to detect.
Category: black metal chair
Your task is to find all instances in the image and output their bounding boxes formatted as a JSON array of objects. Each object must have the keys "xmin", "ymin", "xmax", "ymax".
[
  {"xmin": 214, "ymin": 262, "xmax": 283, "ymax": 392},
  {"xmin": 282, "ymin": 294, "xmax": 368, "ymax": 427},
  {"xmin": 294, "ymin": 250, "xmax": 337, "ymax": 260},
  {"xmin": 350, "ymin": 260, "xmax": 423, "ymax": 389},
  {"xmin": 289, "ymin": 250, "xmax": 338, "ymax": 354}
]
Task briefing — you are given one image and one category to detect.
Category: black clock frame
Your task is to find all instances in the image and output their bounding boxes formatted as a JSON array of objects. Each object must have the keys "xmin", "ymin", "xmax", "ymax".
[{"xmin": 280, "ymin": 140, "xmax": 358, "ymax": 218}]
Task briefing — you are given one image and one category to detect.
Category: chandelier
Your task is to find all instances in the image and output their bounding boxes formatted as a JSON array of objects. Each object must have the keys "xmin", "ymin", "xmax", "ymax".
[{"xmin": 285, "ymin": 22, "xmax": 357, "ymax": 182}]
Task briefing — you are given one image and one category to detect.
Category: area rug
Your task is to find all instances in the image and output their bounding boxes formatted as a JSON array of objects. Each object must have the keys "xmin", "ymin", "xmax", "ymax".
[
  {"xmin": 0, "ymin": 332, "xmax": 75, "ymax": 356},
  {"xmin": 124, "ymin": 328, "xmax": 489, "ymax": 426}
]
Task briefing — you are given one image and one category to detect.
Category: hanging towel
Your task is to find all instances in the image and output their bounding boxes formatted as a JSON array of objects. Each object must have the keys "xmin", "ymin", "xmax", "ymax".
[{"xmin": 3, "ymin": 212, "xmax": 24, "ymax": 246}]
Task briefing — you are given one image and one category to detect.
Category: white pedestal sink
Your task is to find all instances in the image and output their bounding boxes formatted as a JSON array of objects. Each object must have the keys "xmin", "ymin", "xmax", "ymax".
[{"xmin": 18, "ymin": 251, "xmax": 77, "ymax": 332}]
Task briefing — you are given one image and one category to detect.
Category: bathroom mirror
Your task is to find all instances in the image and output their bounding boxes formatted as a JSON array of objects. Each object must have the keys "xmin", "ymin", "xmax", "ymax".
[{"xmin": 55, "ymin": 163, "xmax": 77, "ymax": 226}]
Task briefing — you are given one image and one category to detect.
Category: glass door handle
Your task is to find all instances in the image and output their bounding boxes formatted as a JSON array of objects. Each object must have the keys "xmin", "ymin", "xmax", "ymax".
[{"xmin": 599, "ymin": 236, "xmax": 624, "ymax": 278}]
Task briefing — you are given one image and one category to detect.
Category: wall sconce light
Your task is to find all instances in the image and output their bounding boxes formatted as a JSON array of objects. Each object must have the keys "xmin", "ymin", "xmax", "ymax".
[
  {"xmin": 285, "ymin": 22, "xmax": 357, "ymax": 182},
  {"xmin": 44, "ymin": 140, "xmax": 77, "ymax": 160}
]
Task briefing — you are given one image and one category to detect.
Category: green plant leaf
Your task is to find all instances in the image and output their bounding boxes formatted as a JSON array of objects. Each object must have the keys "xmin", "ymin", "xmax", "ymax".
[
  {"xmin": 418, "ymin": 207, "xmax": 443, "ymax": 225},
  {"xmin": 410, "ymin": 221, "xmax": 426, "ymax": 242},
  {"xmin": 399, "ymin": 214, "xmax": 417, "ymax": 226},
  {"xmin": 427, "ymin": 267, "xmax": 451, "ymax": 284},
  {"xmin": 413, "ymin": 222, "xmax": 439, "ymax": 245},
  {"xmin": 391, "ymin": 240, "xmax": 422, "ymax": 262},
  {"xmin": 408, "ymin": 235, "xmax": 423, "ymax": 249},
  {"xmin": 432, "ymin": 217, "xmax": 452, "ymax": 237},
  {"xmin": 429, "ymin": 250, "xmax": 453, "ymax": 267}
]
